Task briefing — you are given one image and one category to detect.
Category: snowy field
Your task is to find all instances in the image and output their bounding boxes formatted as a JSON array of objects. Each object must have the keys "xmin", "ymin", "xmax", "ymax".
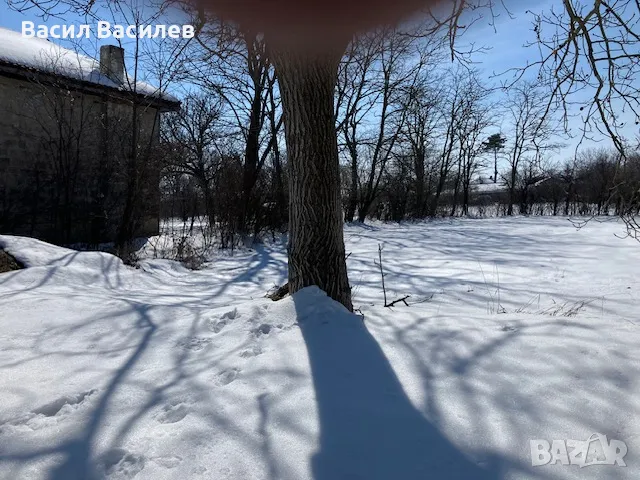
[{"xmin": 0, "ymin": 217, "xmax": 639, "ymax": 480}]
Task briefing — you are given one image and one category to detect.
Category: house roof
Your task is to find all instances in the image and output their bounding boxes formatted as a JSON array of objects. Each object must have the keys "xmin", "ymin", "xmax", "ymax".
[{"xmin": 0, "ymin": 27, "xmax": 179, "ymax": 108}]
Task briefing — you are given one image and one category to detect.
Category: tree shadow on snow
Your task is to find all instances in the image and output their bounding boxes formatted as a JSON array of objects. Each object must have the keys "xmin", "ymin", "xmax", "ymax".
[
  {"xmin": 293, "ymin": 287, "xmax": 507, "ymax": 480},
  {"xmin": 0, "ymin": 300, "xmax": 159, "ymax": 480}
]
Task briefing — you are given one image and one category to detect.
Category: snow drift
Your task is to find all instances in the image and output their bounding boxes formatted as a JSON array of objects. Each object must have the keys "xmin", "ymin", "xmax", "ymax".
[{"xmin": 1, "ymin": 218, "xmax": 639, "ymax": 479}]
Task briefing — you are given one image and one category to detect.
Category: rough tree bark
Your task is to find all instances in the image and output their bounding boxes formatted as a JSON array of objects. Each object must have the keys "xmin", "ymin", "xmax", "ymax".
[{"xmin": 270, "ymin": 45, "xmax": 353, "ymax": 312}]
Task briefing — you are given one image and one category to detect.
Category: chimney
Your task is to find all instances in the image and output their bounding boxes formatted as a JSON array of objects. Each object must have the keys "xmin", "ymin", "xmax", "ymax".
[{"xmin": 99, "ymin": 45, "xmax": 125, "ymax": 84}]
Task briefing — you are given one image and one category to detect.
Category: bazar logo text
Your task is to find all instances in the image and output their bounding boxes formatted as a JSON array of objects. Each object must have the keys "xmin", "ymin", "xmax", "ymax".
[{"xmin": 531, "ymin": 433, "xmax": 627, "ymax": 467}]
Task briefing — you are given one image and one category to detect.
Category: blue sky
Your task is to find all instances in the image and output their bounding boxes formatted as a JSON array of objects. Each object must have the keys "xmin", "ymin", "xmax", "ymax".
[
  {"xmin": 459, "ymin": 0, "xmax": 640, "ymax": 159},
  {"xmin": 1, "ymin": 0, "xmax": 637, "ymax": 163}
]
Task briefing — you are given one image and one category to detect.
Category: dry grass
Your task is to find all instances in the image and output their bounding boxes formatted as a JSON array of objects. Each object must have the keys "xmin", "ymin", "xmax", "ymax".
[{"xmin": 0, "ymin": 249, "xmax": 23, "ymax": 273}]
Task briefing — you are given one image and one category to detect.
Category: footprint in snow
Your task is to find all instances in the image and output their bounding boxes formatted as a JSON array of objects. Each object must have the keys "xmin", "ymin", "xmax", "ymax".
[
  {"xmin": 208, "ymin": 308, "xmax": 240, "ymax": 333},
  {"xmin": 98, "ymin": 448, "xmax": 145, "ymax": 479},
  {"xmin": 239, "ymin": 344, "xmax": 263, "ymax": 358},
  {"xmin": 152, "ymin": 455, "xmax": 183, "ymax": 469},
  {"xmin": 216, "ymin": 369, "xmax": 239, "ymax": 386},
  {"xmin": 176, "ymin": 337, "xmax": 212, "ymax": 351},
  {"xmin": 0, "ymin": 389, "xmax": 98, "ymax": 433},
  {"xmin": 254, "ymin": 323, "xmax": 272, "ymax": 336},
  {"xmin": 252, "ymin": 323, "xmax": 286, "ymax": 338},
  {"xmin": 31, "ymin": 389, "xmax": 97, "ymax": 417},
  {"xmin": 221, "ymin": 308, "xmax": 239, "ymax": 320},
  {"xmin": 155, "ymin": 401, "xmax": 190, "ymax": 424}
]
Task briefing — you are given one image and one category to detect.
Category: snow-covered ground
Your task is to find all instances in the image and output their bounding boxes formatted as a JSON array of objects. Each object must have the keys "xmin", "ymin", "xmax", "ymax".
[{"xmin": 1, "ymin": 217, "xmax": 639, "ymax": 480}]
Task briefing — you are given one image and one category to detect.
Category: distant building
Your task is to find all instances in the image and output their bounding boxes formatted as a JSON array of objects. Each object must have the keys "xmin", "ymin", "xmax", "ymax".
[
  {"xmin": 473, "ymin": 181, "xmax": 508, "ymax": 196},
  {"xmin": 0, "ymin": 28, "xmax": 180, "ymax": 244}
]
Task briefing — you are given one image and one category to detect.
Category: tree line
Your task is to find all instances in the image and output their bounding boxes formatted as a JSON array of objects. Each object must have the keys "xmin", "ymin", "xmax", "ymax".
[{"xmin": 157, "ymin": 19, "xmax": 640, "ymax": 248}]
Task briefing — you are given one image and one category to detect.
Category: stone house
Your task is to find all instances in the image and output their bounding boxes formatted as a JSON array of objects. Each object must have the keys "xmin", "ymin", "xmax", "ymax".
[{"xmin": 0, "ymin": 27, "xmax": 180, "ymax": 245}]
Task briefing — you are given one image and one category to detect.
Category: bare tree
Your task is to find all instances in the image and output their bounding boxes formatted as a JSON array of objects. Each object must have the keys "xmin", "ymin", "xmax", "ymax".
[
  {"xmin": 162, "ymin": 93, "xmax": 225, "ymax": 228},
  {"xmin": 187, "ymin": 17, "xmax": 283, "ymax": 236},
  {"xmin": 429, "ymin": 67, "xmax": 482, "ymax": 216},
  {"xmin": 502, "ymin": 81, "xmax": 559, "ymax": 216},
  {"xmin": 269, "ymin": 45, "xmax": 354, "ymax": 309},
  {"xmin": 516, "ymin": 157, "xmax": 548, "ymax": 215},
  {"xmin": 336, "ymin": 32, "xmax": 382, "ymax": 222},
  {"xmin": 396, "ymin": 67, "xmax": 443, "ymax": 218},
  {"xmin": 527, "ymin": 0, "xmax": 640, "ymax": 154},
  {"xmin": 454, "ymin": 80, "xmax": 493, "ymax": 216},
  {"xmin": 334, "ymin": 26, "xmax": 437, "ymax": 223},
  {"xmin": 269, "ymin": 3, "xmax": 494, "ymax": 308},
  {"xmin": 525, "ymin": 0, "xmax": 640, "ymax": 233}
]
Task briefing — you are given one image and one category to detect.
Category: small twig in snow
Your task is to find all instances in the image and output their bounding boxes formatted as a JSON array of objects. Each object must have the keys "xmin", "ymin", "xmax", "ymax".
[{"xmin": 386, "ymin": 295, "xmax": 411, "ymax": 308}]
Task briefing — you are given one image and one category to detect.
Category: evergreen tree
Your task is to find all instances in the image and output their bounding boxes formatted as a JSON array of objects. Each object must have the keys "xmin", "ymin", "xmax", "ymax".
[{"xmin": 482, "ymin": 133, "xmax": 507, "ymax": 184}]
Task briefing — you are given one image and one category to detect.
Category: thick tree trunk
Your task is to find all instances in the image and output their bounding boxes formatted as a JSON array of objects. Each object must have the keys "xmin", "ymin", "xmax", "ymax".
[
  {"xmin": 357, "ymin": 199, "xmax": 371, "ymax": 223},
  {"xmin": 240, "ymin": 98, "xmax": 261, "ymax": 233},
  {"xmin": 270, "ymin": 46, "xmax": 353, "ymax": 312}
]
